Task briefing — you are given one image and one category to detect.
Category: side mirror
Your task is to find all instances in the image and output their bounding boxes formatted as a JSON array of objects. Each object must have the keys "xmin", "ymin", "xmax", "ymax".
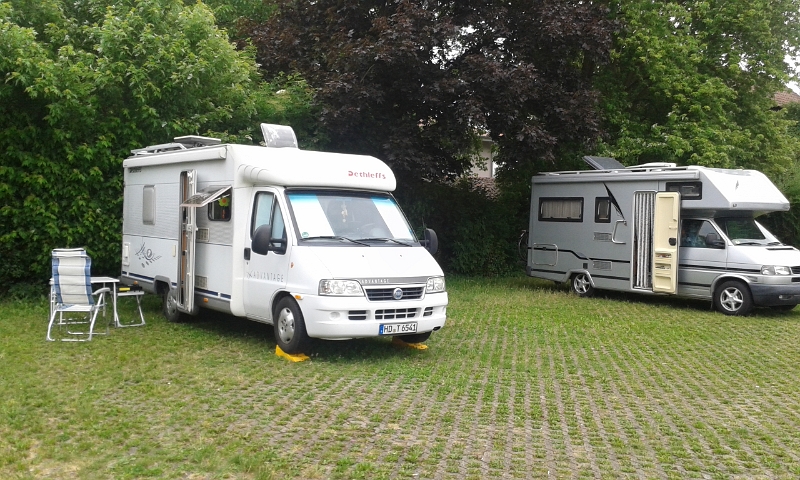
[
  {"xmin": 252, "ymin": 224, "xmax": 273, "ymax": 255},
  {"xmin": 705, "ymin": 232, "xmax": 725, "ymax": 248},
  {"xmin": 421, "ymin": 228, "xmax": 438, "ymax": 255}
]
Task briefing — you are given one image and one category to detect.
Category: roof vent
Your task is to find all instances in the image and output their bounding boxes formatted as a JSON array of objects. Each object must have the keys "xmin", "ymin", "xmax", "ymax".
[
  {"xmin": 173, "ymin": 135, "xmax": 221, "ymax": 148},
  {"xmin": 261, "ymin": 123, "xmax": 298, "ymax": 148},
  {"xmin": 131, "ymin": 135, "xmax": 220, "ymax": 155}
]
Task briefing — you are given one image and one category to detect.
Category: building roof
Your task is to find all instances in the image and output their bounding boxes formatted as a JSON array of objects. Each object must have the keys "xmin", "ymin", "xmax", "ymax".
[{"xmin": 773, "ymin": 90, "xmax": 800, "ymax": 107}]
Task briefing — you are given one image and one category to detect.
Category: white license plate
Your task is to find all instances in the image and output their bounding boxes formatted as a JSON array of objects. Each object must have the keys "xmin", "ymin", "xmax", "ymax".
[{"xmin": 379, "ymin": 322, "xmax": 417, "ymax": 335}]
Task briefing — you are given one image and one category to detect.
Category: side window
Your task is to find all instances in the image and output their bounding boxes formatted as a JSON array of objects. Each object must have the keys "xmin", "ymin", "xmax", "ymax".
[
  {"xmin": 251, "ymin": 192, "xmax": 275, "ymax": 235},
  {"xmin": 539, "ymin": 197, "xmax": 583, "ymax": 222},
  {"xmin": 143, "ymin": 185, "xmax": 155, "ymax": 225},
  {"xmin": 251, "ymin": 192, "xmax": 288, "ymax": 254},
  {"xmin": 208, "ymin": 192, "xmax": 231, "ymax": 221},
  {"xmin": 595, "ymin": 197, "xmax": 611, "ymax": 223},
  {"xmin": 270, "ymin": 202, "xmax": 287, "ymax": 252},
  {"xmin": 666, "ymin": 181, "xmax": 702, "ymax": 200},
  {"xmin": 680, "ymin": 219, "xmax": 719, "ymax": 248}
]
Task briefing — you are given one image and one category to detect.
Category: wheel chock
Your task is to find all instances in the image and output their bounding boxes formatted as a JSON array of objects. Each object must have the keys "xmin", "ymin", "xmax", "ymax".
[
  {"xmin": 391, "ymin": 337, "xmax": 429, "ymax": 350},
  {"xmin": 275, "ymin": 346, "xmax": 310, "ymax": 362}
]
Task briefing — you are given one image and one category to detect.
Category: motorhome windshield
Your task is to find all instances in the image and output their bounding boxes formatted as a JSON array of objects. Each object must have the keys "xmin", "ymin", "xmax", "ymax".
[
  {"xmin": 287, "ymin": 191, "xmax": 416, "ymax": 243},
  {"xmin": 716, "ymin": 217, "xmax": 781, "ymax": 246}
]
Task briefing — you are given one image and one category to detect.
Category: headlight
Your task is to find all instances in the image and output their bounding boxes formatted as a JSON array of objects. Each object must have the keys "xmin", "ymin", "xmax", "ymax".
[
  {"xmin": 761, "ymin": 265, "xmax": 793, "ymax": 275},
  {"xmin": 319, "ymin": 279, "xmax": 364, "ymax": 296},
  {"xmin": 426, "ymin": 276, "xmax": 446, "ymax": 293}
]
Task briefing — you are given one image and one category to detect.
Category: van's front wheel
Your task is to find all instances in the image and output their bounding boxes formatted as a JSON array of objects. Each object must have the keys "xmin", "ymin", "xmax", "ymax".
[
  {"xmin": 714, "ymin": 280, "xmax": 753, "ymax": 316},
  {"xmin": 274, "ymin": 297, "xmax": 311, "ymax": 354},
  {"xmin": 571, "ymin": 273, "xmax": 595, "ymax": 298}
]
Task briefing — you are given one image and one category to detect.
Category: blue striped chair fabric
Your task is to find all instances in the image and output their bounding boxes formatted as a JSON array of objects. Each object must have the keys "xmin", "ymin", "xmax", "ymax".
[{"xmin": 47, "ymin": 248, "xmax": 110, "ymax": 342}]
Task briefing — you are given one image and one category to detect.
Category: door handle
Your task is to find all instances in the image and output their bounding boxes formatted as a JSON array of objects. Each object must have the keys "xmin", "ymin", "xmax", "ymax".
[
  {"xmin": 611, "ymin": 220, "xmax": 627, "ymax": 244},
  {"xmin": 244, "ymin": 247, "xmax": 251, "ymax": 261}
]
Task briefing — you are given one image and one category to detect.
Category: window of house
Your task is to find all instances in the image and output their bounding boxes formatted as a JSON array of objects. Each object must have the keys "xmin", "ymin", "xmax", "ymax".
[{"xmin": 539, "ymin": 197, "xmax": 583, "ymax": 222}]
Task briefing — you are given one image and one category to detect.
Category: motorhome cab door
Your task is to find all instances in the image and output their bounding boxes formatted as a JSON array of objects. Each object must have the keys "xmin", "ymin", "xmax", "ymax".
[
  {"xmin": 652, "ymin": 192, "xmax": 680, "ymax": 293},
  {"xmin": 243, "ymin": 189, "xmax": 290, "ymax": 322}
]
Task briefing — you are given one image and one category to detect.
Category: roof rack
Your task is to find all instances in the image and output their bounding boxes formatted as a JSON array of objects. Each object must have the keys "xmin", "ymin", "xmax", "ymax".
[{"xmin": 542, "ymin": 164, "xmax": 691, "ymax": 177}]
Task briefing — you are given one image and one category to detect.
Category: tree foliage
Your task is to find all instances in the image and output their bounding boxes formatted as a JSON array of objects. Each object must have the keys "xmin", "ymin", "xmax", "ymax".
[
  {"xmin": 595, "ymin": 0, "xmax": 800, "ymax": 176},
  {"xmin": 250, "ymin": 0, "xmax": 617, "ymax": 182},
  {"xmin": 0, "ymin": 0, "xmax": 314, "ymax": 288}
]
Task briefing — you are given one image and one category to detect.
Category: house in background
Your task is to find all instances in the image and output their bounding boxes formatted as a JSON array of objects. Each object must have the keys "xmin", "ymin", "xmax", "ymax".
[
  {"xmin": 773, "ymin": 90, "xmax": 800, "ymax": 110},
  {"xmin": 470, "ymin": 134, "xmax": 496, "ymax": 178},
  {"xmin": 467, "ymin": 133, "xmax": 499, "ymax": 198}
]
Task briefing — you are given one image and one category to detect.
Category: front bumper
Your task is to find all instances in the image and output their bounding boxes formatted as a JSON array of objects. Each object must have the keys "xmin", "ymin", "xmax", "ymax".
[
  {"xmin": 295, "ymin": 291, "xmax": 448, "ymax": 339},
  {"xmin": 750, "ymin": 282, "xmax": 800, "ymax": 307}
]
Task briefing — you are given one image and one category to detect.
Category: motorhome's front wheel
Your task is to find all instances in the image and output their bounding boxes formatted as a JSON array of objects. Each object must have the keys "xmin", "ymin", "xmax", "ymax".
[
  {"xmin": 274, "ymin": 297, "xmax": 311, "ymax": 354},
  {"xmin": 714, "ymin": 280, "xmax": 753, "ymax": 316},
  {"xmin": 571, "ymin": 273, "xmax": 595, "ymax": 298}
]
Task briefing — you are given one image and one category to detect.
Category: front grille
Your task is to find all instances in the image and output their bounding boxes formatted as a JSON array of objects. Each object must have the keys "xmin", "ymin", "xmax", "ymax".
[
  {"xmin": 792, "ymin": 266, "xmax": 800, "ymax": 275},
  {"xmin": 423, "ymin": 307, "xmax": 433, "ymax": 317},
  {"xmin": 366, "ymin": 286, "xmax": 424, "ymax": 301},
  {"xmin": 348, "ymin": 310, "xmax": 368, "ymax": 320},
  {"xmin": 375, "ymin": 308, "xmax": 418, "ymax": 320}
]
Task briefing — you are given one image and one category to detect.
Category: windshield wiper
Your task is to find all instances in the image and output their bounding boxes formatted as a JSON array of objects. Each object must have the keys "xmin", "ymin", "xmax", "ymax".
[
  {"xmin": 358, "ymin": 237, "xmax": 413, "ymax": 246},
  {"xmin": 303, "ymin": 236, "xmax": 369, "ymax": 246},
  {"xmin": 735, "ymin": 241, "xmax": 763, "ymax": 246}
]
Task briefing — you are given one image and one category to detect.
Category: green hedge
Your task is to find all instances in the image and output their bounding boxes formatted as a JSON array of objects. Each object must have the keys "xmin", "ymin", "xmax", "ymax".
[{"xmin": 396, "ymin": 178, "xmax": 529, "ymax": 277}]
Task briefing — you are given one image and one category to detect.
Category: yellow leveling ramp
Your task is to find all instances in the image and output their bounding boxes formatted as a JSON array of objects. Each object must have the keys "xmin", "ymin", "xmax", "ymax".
[
  {"xmin": 391, "ymin": 337, "xmax": 429, "ymax": 350},
  {"xmin": 275, "ymin": 346, "xmax": 310, "ymax": 362}
]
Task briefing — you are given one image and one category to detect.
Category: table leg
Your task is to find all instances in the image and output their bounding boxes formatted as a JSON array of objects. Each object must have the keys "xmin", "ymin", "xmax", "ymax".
[{"xmin": 113, "ymin": 286, "xmax": 120, "ymax": 328}]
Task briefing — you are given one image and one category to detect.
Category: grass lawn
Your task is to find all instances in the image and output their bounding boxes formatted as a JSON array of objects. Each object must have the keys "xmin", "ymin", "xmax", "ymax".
[{"xmin": 2, "ymin": 276, "xmax": 800, "ymax": 479}]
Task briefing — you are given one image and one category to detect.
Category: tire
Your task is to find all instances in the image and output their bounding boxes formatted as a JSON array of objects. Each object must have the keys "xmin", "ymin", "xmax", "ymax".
[
  {"xmin": 274, "ymin": 297, "xmax": 311, "ymax": 354},
  {"xmin": 396, "ymin": 331, "xmax": 432, "ymax": 344},
  {"xmin": 162, "ymin": 289, "xmax": 185, "ymax": 323},
  {"xmin": 570, "ymin": 273, "xmax": 595, "ymax": 298},
  {"xmin": 714, "ymin": 280, "xmax": 753, "ymax": 316}
]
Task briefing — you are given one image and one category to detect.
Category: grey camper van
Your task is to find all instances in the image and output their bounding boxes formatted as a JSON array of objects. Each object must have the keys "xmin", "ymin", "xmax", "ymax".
[{"xmin": 525, "ymin": 157, "xmax": 800, "ymax": 315}]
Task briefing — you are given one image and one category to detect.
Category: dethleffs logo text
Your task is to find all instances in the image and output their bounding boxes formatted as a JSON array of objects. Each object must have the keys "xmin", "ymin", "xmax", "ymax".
[{"xmin": 349, "ymin": 170, "xmax": 386, "ymax": 180}]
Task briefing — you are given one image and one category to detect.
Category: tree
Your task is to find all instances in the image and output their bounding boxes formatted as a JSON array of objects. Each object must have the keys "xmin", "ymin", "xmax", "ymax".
[
  {"xmin": 594, "ymin": 0, "xmax": 800, "ymax": 177},
  {"xmin": 0, "ymin": 0, "xmax": 315, "ymax": 290},
  {"xmin": 249, "ymin": 0, "xmax": 617, "ymax": 183}
]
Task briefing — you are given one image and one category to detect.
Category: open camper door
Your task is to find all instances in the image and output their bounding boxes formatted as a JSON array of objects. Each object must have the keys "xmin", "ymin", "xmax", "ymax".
[
  {"xmin": 177, "ymin": 170, "xmax": 198, "ymax": 314},
  {"xmin": 652, "ymin": 192, "xmax": 680, "ymax": 293}
]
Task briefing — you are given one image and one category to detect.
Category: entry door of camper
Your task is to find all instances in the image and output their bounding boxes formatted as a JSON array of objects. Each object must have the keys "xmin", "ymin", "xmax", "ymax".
[
  {"xmin": 652, "ymin": 192, "xmax": 680, "ymax": 293},
  {"xmin": 243, "ymin": 189, "xmax": 290, "ymax": 322},
  {"xmin": 178, "ymin": 170, "xmax": 197, "ymax": 314}
]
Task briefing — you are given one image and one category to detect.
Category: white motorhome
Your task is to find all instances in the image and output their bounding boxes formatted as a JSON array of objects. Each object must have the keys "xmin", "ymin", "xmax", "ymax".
[
  {"xmin": 121, "ymin": 124, "xmax": 447, "ymax": 352},
  {"xmin": 526, "ymin": 156, "xmax": 800, "ymax": 315}
]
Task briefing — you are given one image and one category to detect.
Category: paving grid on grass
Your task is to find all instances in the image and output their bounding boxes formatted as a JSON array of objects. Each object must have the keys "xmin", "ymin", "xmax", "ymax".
[{"xmin": 2, "ymin": 276, "xmax": 800, "ymax": 479}]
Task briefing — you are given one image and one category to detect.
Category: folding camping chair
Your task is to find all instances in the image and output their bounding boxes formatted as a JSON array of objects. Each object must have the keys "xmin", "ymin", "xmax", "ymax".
[{"xmin": 47, "ymin": 248, "xmax": 110, "ymax": 342}]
